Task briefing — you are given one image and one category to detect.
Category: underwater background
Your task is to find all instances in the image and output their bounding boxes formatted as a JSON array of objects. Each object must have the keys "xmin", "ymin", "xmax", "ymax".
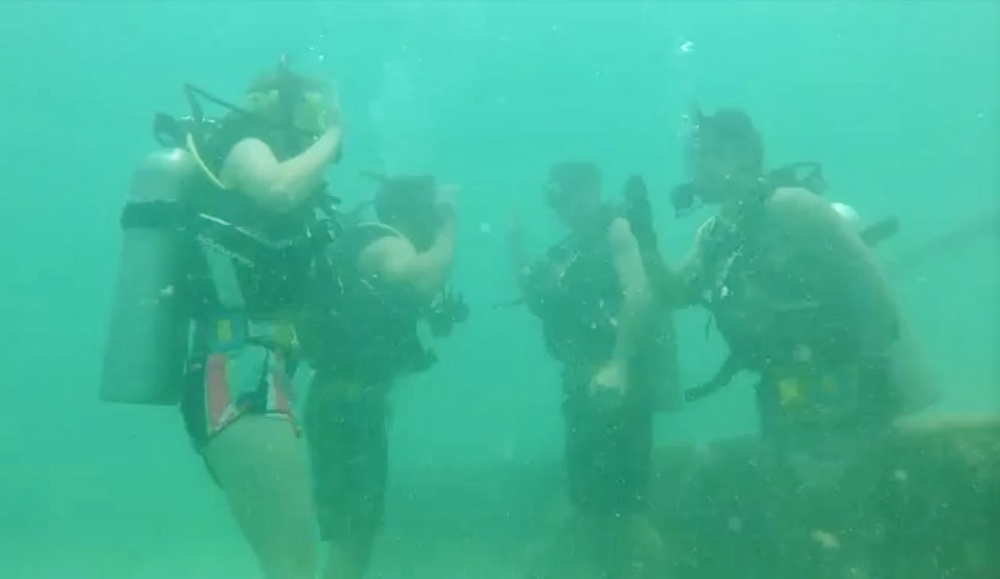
[{"xmin": 0, "ymin": 1, "xmax": 997, "ymax": 577}]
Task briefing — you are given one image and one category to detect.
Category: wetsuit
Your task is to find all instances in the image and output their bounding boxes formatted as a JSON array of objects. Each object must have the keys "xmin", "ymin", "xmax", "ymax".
[
  {"xmin": 693, "ymin": 192, "xmax": 900, "ymax": 456},
  {"xmin": 298, "ymin": 222, "xmax": 436, "ymax": 542}
]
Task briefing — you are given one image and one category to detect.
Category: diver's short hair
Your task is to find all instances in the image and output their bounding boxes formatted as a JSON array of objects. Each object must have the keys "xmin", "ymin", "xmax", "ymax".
[
  {"xmin": 373, "ymin": 175, "xmax": 437, "ymax": 222},
  {"xmin": 549, "ymin": 161, "xmax": 602, "ymax": 195}
]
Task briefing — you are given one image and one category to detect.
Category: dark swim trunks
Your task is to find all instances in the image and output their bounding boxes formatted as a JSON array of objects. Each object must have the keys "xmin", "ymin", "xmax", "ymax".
[
  {"xmin": 304, "ymin": 377, "xmax": 390, "ymax": 542},
  {"xmin": 562, "ymin": 366, "xmax": 655, "ymax": 517}
]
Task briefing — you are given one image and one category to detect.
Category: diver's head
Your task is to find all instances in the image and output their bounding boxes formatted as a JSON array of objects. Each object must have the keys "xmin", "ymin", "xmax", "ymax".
[
  {"xmin": 373, "ymin": 175, "xmax": 442, "ymax": 250},
  {"xmin": 242, "ymin": 59, "xmax": 336, "ymax": 152},
  {"xmin": 546, "ymin": 161, "xmax": 603, "ymax": 231},
  {"xmin": 683, "ymin": 107, "xmax": 764, "ymax": 205}
]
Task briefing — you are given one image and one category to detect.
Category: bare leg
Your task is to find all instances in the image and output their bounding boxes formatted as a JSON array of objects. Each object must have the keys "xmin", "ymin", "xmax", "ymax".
[{"xmin": 202, "ymin": 415, "xmax": 318, "ymax": 579}]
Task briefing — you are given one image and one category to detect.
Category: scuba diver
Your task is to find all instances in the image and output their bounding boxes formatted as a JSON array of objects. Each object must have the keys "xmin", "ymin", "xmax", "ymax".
[
  {"xmin": 295, "ymin": 173, "xmax": 466, "ymax": 579},
  {"xmin": 100, "ymin": 57, "xmax": 343, "ymax": 579},
  {"xmin": 509, "ymin": 162, "xmax": 678, "ymax": 579},
  {"xmin": 655, "ymin": 106, "xmax": 938, "ymax": 476}
]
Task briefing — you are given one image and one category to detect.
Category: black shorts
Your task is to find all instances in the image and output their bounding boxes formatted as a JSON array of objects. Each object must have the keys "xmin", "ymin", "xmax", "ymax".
[
  {"xmin": 304, "ymin": 377, "xmax": 389, "ymax": 542},
  {"xmin": 562, "ymin": 369, "xmax": 654, "ymax": 516}
]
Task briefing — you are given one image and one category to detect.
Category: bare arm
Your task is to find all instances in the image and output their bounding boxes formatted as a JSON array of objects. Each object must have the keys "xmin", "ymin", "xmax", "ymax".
[
  {"xmin": 607, "ymin": 217, "xmax": 655, "ymax": 369},
  {"xmin": 219, "ymin": 127, "xmax": 343, "ymax": 213},
  {"xmin": 359, "ymin": 210, "xmax": 457, "ymax": 302},
  {"xmin": 768, "ymin": 187, "xmax": 900, "ymax": 357}
]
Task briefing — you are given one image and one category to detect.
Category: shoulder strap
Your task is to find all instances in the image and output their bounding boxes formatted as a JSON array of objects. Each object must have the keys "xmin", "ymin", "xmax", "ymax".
[{"xmin": 336, "ymin": 220, "xmax": 402, "ymax": 266}]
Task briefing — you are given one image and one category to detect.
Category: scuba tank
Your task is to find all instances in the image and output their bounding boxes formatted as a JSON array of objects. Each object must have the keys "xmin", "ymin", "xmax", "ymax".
[
  {"xmin": 100, "ymin": 147, "xmax": 195, "ymax": 405},
  {"xmin": 101, "ymin": 59, "xmax": 341, "ymax": 406}
]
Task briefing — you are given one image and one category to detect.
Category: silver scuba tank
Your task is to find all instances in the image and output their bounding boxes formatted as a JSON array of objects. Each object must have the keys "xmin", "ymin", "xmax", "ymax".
[{"xmin": 100, "ymin": 148, "xmax": 195, "ymax": 405}]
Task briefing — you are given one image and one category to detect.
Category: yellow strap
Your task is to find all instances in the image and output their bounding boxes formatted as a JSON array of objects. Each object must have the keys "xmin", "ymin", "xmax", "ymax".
[
  {"xmin": 778, "ymin": 377, "xmax": 802, "ymax": 407},
  {"xmin": 185, "ymin": 132, "xmax": 228, "ymax": 190},
  {"xmin": 217, "ymin": 319, "xmax": 233, "ymax": 343}
]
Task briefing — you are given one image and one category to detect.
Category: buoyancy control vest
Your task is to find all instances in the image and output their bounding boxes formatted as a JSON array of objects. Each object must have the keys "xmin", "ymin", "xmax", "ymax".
[
  {"xmin": 684, "ymin": 165, "xmax": 901, "ymax": 404},
  {"xmin": 297, "ymin": 218, "xmax": 438, "ymax": 383},
  {"xmin": 523, "ymin": 207, "xmax": 624, "ymax": 365},
  {"xmin": 177, "ymin": 116, "xmax": 339, "ymax": 319},
  {"xmin": 523, "ymin": 174, "xmax": 679, "ymax": 366}
]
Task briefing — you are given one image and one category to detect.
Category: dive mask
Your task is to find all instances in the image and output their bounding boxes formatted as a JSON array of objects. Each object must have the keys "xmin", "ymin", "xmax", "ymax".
[{"xmin": 546, "ymin": 179, "xmax": 579, "ymax": 211}]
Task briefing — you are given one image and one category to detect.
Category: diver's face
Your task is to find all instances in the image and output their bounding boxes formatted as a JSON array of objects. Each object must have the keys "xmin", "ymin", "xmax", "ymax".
[
  {"xmin": 687, "ymin": 139, "xmax": 728, "ymax": 199},
  {"xmin": 548, "ymin": 183, "xmax": 599, "ymax": 230},
  {"xmin": 292, "ymin": 91, "xmax": 329, "ymax": 136},
  {"xmin": 288, "ymin": 91, "xmax": 329, "ymax": 152},
  {"xmin": 686, "ymin": 138, "xmax": 752, "ymax": 204}
]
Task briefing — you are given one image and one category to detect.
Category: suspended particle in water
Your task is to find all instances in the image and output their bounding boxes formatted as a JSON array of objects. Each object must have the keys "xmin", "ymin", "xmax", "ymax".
[
  {"xmin": 811, "ymin": 529, "xmax": 841, "ymax": 549},
  {"xmin": 479, "ymin": 222, "xmax": 493, "ymax": 234},
  {"xmin": 500, "ymin": 439, "xmax": 516, "ymax": 462},
  {"xmin": 307, "ymin": 28, "xmax": 329, "ymax": 66},
  {"xmin": 727, "ymin": 516, "xmax": 744, "ymax": 532},
  {"xmin": 679, "ymin": 40, "xmax": 695, "ymax": 54}
]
